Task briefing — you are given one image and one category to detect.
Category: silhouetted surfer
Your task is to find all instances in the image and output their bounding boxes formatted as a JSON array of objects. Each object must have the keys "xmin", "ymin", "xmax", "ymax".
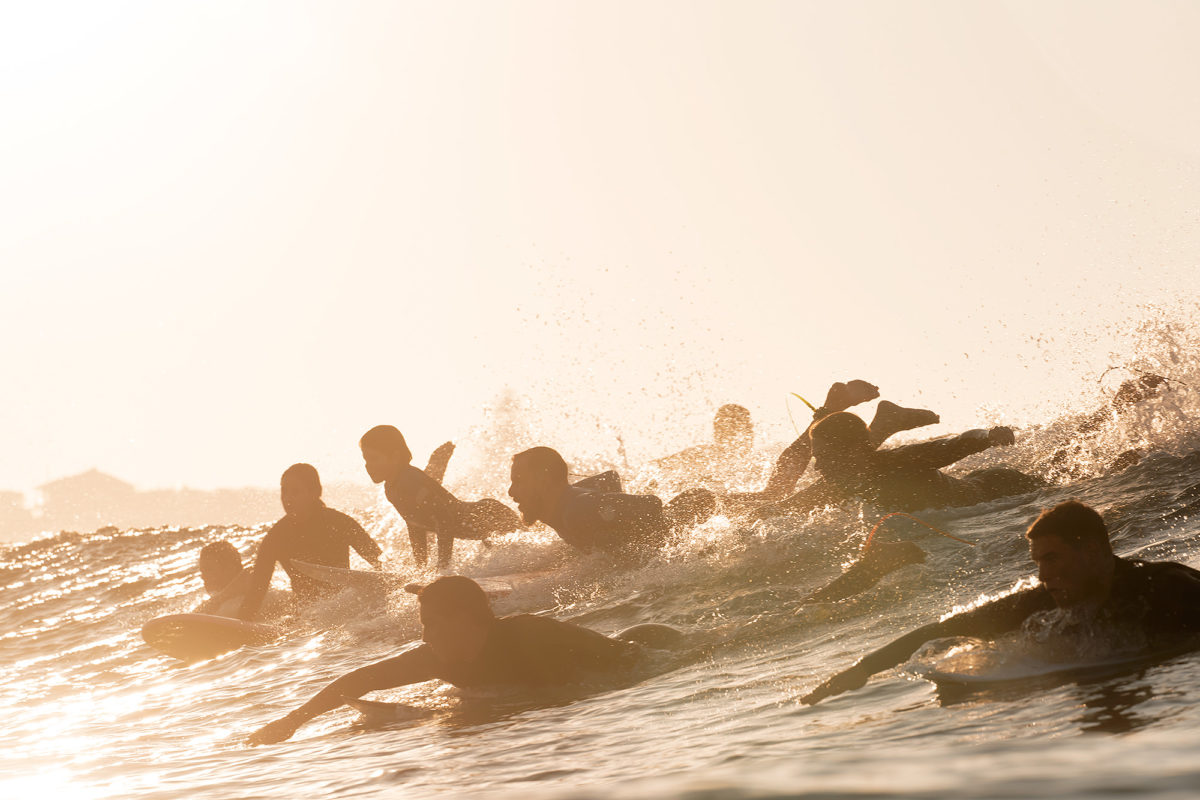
[
  {"xmin": 508, "ymin": 446, "xmax": 716, "ymax": 559},
  {"xmin": 762, "ymin": 412, "xmax": 1042, "ymax": 517},
  {"xmin": 645, "ymin": 403, "xmax": 756, "ymax": 491},
  {"xmin": 802, "ymin": 501, "xmax": 1200, "ymax": 704},
  {"xmin": 248, "ymin": 575, "xmax": 680, "ymax": 744},
  {"xmin": 236, "ymin": 464, "xmax": 382, "ymax": 621},
  {"xmin": 198, "ymin": 541, "xmax": 291, "ymax": 620},
  {"xmin": 360, "ymin": 425, "xmax": 521, "ymax": 569},
  {"xmin": 721, "ymin": 380, "xmax": 940, "ymax": 514}
]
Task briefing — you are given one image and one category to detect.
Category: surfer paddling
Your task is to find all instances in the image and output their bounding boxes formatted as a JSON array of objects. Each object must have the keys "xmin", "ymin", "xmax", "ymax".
[
  {"xmin": 248, "ymin": 575, "xmax": 680, "ymax": 744},
  {"xmin": 721, "ymin": 380, "xmax": 940, "ymax": 515},
  {"xmin": 759, "ymin": 412, "xmax": 1041, "ymax": 517},
  {"xmin": 361, "ymin": 425, "xmax": 522, "ymax": 569},
  {"xmin": 509, "ymin": 446, "xmax": 716, "ymax": 560},
  {"xmin": 802, "ymin": 501, "xmax": 1200, "ymax": 704},
  {"xmin": 236, "ymin": 464, "xmax": 383, "ymax": 621}
]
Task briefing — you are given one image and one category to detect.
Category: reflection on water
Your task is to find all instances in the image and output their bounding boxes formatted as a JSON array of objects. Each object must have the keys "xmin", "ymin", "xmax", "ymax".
[{"xmin": 2, "ymin": 381, "xmax": 1200, "ymax": 798}]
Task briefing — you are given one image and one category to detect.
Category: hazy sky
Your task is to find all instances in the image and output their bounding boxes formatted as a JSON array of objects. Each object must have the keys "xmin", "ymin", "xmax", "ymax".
[{"xmin": 2, "ymin": 1, "xmax": 1198, "ymax": 494}]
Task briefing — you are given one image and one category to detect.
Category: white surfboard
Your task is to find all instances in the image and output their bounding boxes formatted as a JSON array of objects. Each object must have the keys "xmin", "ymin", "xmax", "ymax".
[
  {"xmin": 292, "ymin": 561, "xmax": 515, "ymax": 600},
  {"xmin": 914, "ymin": 639, "xmax": 1154, "ymax": 688},
  {"xmin": 141, "ymin": 613, "xmax": 280, "ymax": 662}
]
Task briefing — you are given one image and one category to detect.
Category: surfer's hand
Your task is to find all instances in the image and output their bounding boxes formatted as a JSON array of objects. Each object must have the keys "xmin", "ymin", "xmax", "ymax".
[
  {"xmin": 800, "ymin": 666, "xmax": 868, "ymax": 705},
  {"xmin": 247, "ymin": 716, "xmax": 299, "ymax": 745},
  {"xmin": 987, "ymin": 426, "xmax": 1015, "ymax": 447}
]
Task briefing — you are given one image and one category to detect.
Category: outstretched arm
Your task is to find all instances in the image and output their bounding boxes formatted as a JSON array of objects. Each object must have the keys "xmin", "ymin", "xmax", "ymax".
[
  {"xmin": 801, "ymin": 587, "xmax": 1040, "ymax": 704},
  {"xmin": 800, "ymin": 623, "xmax": 944, "ymax": 705},
  {"xmin": 889, "ymin": 427, "xmax": 1014, "ymax": 471},
  {"xmin": 248, "ymin": 646, "xmax": 440, "ymax": 744},
  {"xmin": 237, "ymin": 532, "xmax": 280, "ymax": 621},
  {"xmin": 343, "ymin": 516, "xmax": 382, "ymax": 569}
]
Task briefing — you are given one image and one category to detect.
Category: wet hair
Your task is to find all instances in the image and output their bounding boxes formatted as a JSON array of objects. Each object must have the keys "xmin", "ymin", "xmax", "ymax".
[
  {"xmin": 715, "ymin": 403, "xmax": 751, "ymax": 427},
  {"xmin": 418, "ymin": 576, "xmax": 493, "ymax": 622},
  {"xmin": 1025, "ymin": 500, "xmax": 1112, "ymax": 554},
  {"xmin": 512, "ymin": 446, "xmax": 569, "ymax": 484},
  {"xmin": 359, "ymin": 425, "xmax": 413, "ymax": 464},
  {"xmin": 810, "ymin": 412, "xmax": 871, "ymax": 448},
  {"xmin": 199, "ymin": 540, "xmax": 242, "ymax": 569},
  {"xmin": 281, "ymin": 462, "xmax": 322, "ymax": 496}
]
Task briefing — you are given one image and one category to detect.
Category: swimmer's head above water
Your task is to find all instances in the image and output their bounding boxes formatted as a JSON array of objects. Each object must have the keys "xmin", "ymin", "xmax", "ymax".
[
  {"xmin": 359, "ymin": 425, "xmax": 414, "ymax": 484},
  {"xmin": 198, "ymin": 541, "xmax": 243, "ymax": 595},
  {"xmin": 713, "ymin": 403, "xmax": 753, "ymax": 454},
  {"xmin": 509, "ymin": 446, "xmax": 570, "ymax": 525},
  {"xmin": 1026, "ymin": 500, "xmax": 1115, "ymax": 609},
  {"xmin": 418, "ymin": 575, "xmax": 494, "ymax": 663},
  {"xmin": 280, "ymin": 462, "xmax": 322, "ymax": 517},
  {"xmin": 810, "ymin": 412, "xmax": 873, "ymax": 478}
]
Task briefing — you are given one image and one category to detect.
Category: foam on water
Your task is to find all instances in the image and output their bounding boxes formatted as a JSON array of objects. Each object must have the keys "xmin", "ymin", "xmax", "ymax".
[{"xmin": 5, "ymin": 322, "xmax": 1200, "ymax": 799}]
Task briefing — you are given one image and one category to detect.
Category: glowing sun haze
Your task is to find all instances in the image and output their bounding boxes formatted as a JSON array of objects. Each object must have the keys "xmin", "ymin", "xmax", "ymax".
[{"xmin": 2, "ymin": 1, "xmax": 1198, "ymax": 493}]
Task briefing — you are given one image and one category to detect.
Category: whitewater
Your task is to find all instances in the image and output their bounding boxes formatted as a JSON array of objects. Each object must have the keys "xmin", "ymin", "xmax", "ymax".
[{"xmin": 4, "ymin": 334, "xmax": 1200, "ymax": 800}]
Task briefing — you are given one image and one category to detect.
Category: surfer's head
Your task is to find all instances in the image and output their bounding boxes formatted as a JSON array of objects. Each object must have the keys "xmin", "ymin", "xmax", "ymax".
[
  {"xmin": 810, "ymin": 412, "xmax": 872, "ymax": 478},
  {"xmin": 280, "ymin": 463, "xmax": 322, "ymax": 516},
  {"xmin": 1026, "ymin": 501, "xmax": 1115, "ymax": 608},
  {"xmin": 199, "ymin": 541, "xmax": 243, "ymax": 595},
  {"xmin": 418, "ymin": 576, "xmax": 494, "ymax": 662},
  {"xmin": 509, "ymin": 446, "xmax": 569, "ymax": 525},
  {"xmin": 714, "ymin": 404, "xmax": 753, "ymax": 454},
  {"xmin": 360, "ymin": 425, "xmax": 413, "ymax": 483}
]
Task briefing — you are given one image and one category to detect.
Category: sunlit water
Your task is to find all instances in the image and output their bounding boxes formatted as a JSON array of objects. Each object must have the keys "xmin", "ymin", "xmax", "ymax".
[{"xmin": 5, "ymin": 344, "xmax": 1200, "ymax": 799}]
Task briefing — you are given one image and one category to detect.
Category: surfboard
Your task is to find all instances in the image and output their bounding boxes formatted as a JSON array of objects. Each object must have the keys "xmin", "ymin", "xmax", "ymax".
[
  {"xmin": 402, "ymin": 576, "xmax": 515, "ymax": 599},
  {"xmin": 292, "ymin": 561, "xmax": 516, "ymax": 600},
  {"xmin": 346, "ymin": 697, "xmax": 433, "ymax": 725},
  {"xmin": 914, "ymin": 639, "xmax": 1154, "ymax": 688},
  {"xmin": 290, "ymin": 561, "xmax": 410, "ymax": 594},
  {"xmin": 141, "ymin": 613, "xmax": 280, "ymax": 662}
]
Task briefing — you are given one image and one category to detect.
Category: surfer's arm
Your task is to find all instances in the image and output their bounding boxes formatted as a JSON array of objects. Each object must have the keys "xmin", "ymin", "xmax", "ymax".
[
  {"xmin": 800, "ymin": 622, "xmax": 944, "ymax": 705},
  {"xmin": 343, "ymin": 516, "xmax": 382, "ymax": 569},
  {"xmin": 247, "ymin": 646, "xmax": 441, "ymax": 745},
  {"xmin": 237, "ymin": 532, "xmax": 281, "ymax": 621},
  {"xmin": 754, "ymin": 480, "xmax": 837, "ymax": 519},
  {"xmin": 407, "ymin": 524, "xmax": 431, "ymax": 567},
  {"xmin": 801, "ymin": 589, "xmax": 1040, "ymax": 704},
  {"xmin": 891, "ymin": 427, "xmax": 1014, "ymax": 470}
]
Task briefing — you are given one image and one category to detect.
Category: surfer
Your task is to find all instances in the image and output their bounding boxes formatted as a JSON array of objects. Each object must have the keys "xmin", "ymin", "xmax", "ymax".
[
  {"xmin": 236, "ymin": 464, "xmax": 383, "ymax": 621},
  {"xmin": 1046, "ymin": 373, "xmax": 1173, "ymax": 479},
  {"xmin": 760, "ymin": 412, "xmax": 1042, "ymax": 517},
  {"xmin": 361, "ymin": 425, "xmax": 522, "ymax": 569},
  {"xmin": 801, "ymin": 501, "xmax": 1200, "ymax": 704},
  {"xmin": 643, "ymin": 403, "xmax": 756, "ymax": 492},
  {"xmin": 247, "ymin": 575, "xmax": 680, "ymax": 744},
  {"xmin": 508, "ymin": 446, "xmax": 716, "ymax": 559},
  {"xmin": 721, "ymin": 380, "xmax": 940, "ymax": 515},
  {"xmin": 198, "ymin": 542, "xmax": 291, "ymax": 620}
]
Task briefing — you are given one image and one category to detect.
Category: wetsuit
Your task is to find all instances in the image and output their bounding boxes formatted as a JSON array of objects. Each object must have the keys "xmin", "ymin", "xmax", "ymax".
[
  {"xmin": 832, "ymin": 557, "xmax": 1200, "ymax": 683},
  {"xmin": 238, "ymin": 505, "xmax": 381, "ymax": 618},
  {"xmin": 548, "ymin": 486, "xmax": 671, "ymax": 557},
  {"xmin": 384, "ymin": 464, "xmax": 521, "ymax": 566},
  {"xmin": 431, "ymin": 614, "xmax": 640, "ymax": 688},
  {"xmin": 828, "ymin": 430, "xmax": 1044, "ymax": 511}
]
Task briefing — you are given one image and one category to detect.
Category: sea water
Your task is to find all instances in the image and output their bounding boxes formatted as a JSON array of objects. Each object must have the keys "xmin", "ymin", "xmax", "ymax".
[{"xmin": 4, "ymin": 355, "xmax": 1200, "ymax": 799}]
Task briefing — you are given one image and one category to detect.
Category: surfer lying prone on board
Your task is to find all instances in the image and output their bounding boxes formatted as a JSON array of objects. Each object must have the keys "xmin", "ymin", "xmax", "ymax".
[
  {"xmin": 757, "ymin": 412, "xmax": 1042, "ymax": 518},
  {"xmin": 236, "ymin": 464, "xmax": 383, "ymax": 621},
  {"xmin": 247, "ymin": 576, "xmax": 683, "ymax": 744},
  {"xmin": 361, "ymin": 425, "xmax": 522, "ymax": 570},
  {"xmin": 508, "ymin": 446, "xmax": 716, "ymax": 561},
  {"xmin": 721, "ymin": 380, "xmax": 940, "ymax": 516},
  {"xmin": 801, "ymin": 501, "xmax": 1200, "ymax": 704}
]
